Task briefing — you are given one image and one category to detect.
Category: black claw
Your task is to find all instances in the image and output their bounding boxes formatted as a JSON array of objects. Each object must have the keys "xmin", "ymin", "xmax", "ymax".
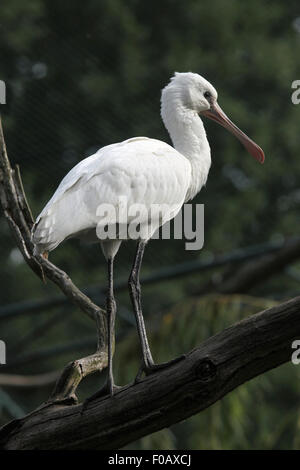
[
  {"xmin": 135, "ymin": 354, "xmax": 186, "ymax": 381},
  {"xmin": 80, "ymin": 383, "xmax": 123, "ymax": 415}
]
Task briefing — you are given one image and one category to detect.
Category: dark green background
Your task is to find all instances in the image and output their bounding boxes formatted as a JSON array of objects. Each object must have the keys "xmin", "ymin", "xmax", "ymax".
[{"xmin": 0, "ymin": 0, "xmax": 300, "ymax": 449}]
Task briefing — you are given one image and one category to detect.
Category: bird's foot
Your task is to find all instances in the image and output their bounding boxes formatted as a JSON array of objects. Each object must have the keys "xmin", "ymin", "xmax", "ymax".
[
  {"xmin": 135, "ymin": 354, "xmax": 186, "ymax": 383},
  {"xmin": 81, "ymin": 382, "xmax": 123, "ymax": 415}
]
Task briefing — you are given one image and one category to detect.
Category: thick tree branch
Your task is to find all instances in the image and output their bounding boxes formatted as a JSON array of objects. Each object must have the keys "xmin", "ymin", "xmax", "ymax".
[{"xmin": 0, "ymin": 295, "xmax": 299, "ymax": 450}]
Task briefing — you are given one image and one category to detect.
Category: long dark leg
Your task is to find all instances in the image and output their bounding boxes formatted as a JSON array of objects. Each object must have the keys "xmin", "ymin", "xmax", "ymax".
[
  {"xmin": 129, "ymin": 241, "xmax": 185, "ymax": 379},
  {"xmin": 106, "ymin": 256, "xmax": 117, "ymax": 394},
  {"xmin": 128, "ymin": 241, "xmax": 154, "ymax": 369},
  {"xmin": 81, "ymin": 257, "xmax": 121, "ymax": 410}
]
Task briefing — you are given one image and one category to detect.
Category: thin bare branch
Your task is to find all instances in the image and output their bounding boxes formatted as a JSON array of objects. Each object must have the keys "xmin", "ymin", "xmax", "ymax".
[
  {"xmin": 48, "ymin": 350, "xmax": 108, "ymax": 404},
  {"xmin": 0, "ymin": 372, "xmax": 59, "ymax": 387},
  {"xmin": 0, "ymin": 114, "xmax": 108, "ymax": 404}
]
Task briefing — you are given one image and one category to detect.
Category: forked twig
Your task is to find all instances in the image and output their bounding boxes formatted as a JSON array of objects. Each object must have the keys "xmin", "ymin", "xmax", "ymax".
[{"xmin": 0, "ymin": 114, "xmax": 108, "ymax": 402}]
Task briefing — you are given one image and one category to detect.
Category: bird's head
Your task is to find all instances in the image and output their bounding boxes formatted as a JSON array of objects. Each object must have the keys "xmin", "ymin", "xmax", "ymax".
[{"xmin": 162, "ymin": 72, "xmax": 265, "ymax": 164}]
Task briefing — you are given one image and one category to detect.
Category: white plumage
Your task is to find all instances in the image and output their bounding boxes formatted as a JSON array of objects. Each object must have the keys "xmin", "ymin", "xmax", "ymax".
[
  {"xmin": 32, "ymin": 137, "xmax": 192, "ymax": 257},
  {"xmin": 32, "ymin": 72, "xmax": 264, "ymax": 398},
  {"xmin": 32, "ymin": 73, "xmax": 218, "ymax": 258}
]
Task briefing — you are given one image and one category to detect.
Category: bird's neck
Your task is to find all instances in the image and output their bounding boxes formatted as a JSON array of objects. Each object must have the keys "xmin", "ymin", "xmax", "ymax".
[{"xmin": 161, "ymin": 101, "xmax": 211, "ymax": 201}]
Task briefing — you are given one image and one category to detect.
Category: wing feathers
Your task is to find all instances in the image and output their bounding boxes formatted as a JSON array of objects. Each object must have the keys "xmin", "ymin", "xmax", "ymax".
[{"xmin": 32, "ymin": 138, "xmax": 191, "ymax": 253}]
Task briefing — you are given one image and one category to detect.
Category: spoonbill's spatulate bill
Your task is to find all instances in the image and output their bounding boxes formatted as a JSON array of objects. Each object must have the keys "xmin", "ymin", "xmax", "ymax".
[{"xmin": 32, "ymin": 72, "xmax": 264, "ymax": 399}]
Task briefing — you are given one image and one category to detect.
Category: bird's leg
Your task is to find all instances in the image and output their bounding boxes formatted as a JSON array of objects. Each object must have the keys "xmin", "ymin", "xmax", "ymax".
[
  {"xmin": 82, "ymin": 257, "xmax": 122, "ymax": 410},
  {"xmin": 129, "ymin": 241, "xmax": 154, "ymax": 369},
  {"xmin": 129, "ymin": 241, "xmax": 185, "ymax": 382},
  {"xmin": 105, "ymin": 256, "xmax": 119, "ymax": 395}
]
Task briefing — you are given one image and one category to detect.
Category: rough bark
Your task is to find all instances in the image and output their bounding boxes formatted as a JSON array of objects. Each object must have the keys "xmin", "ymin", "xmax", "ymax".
[{"xmin": 0, "ymin": 296, "xmax": 299, "ymax": 450}]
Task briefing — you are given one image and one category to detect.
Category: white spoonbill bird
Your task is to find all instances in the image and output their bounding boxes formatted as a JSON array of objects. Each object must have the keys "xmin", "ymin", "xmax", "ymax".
[{"xmin": 32, "ymin": 72, "xmax": 264, "ymax": 398}]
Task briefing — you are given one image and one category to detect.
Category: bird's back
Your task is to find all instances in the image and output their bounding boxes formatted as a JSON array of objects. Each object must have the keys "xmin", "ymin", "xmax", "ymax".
[{"xmin": 32, "ymin": 137, "xmax": 191, "ymax": 254}]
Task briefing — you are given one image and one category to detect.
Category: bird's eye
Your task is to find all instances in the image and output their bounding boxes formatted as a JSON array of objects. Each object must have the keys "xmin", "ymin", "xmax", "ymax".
[{"xmin": 204, "ymin": 91, "xmax": 211, "ymax": 99}]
